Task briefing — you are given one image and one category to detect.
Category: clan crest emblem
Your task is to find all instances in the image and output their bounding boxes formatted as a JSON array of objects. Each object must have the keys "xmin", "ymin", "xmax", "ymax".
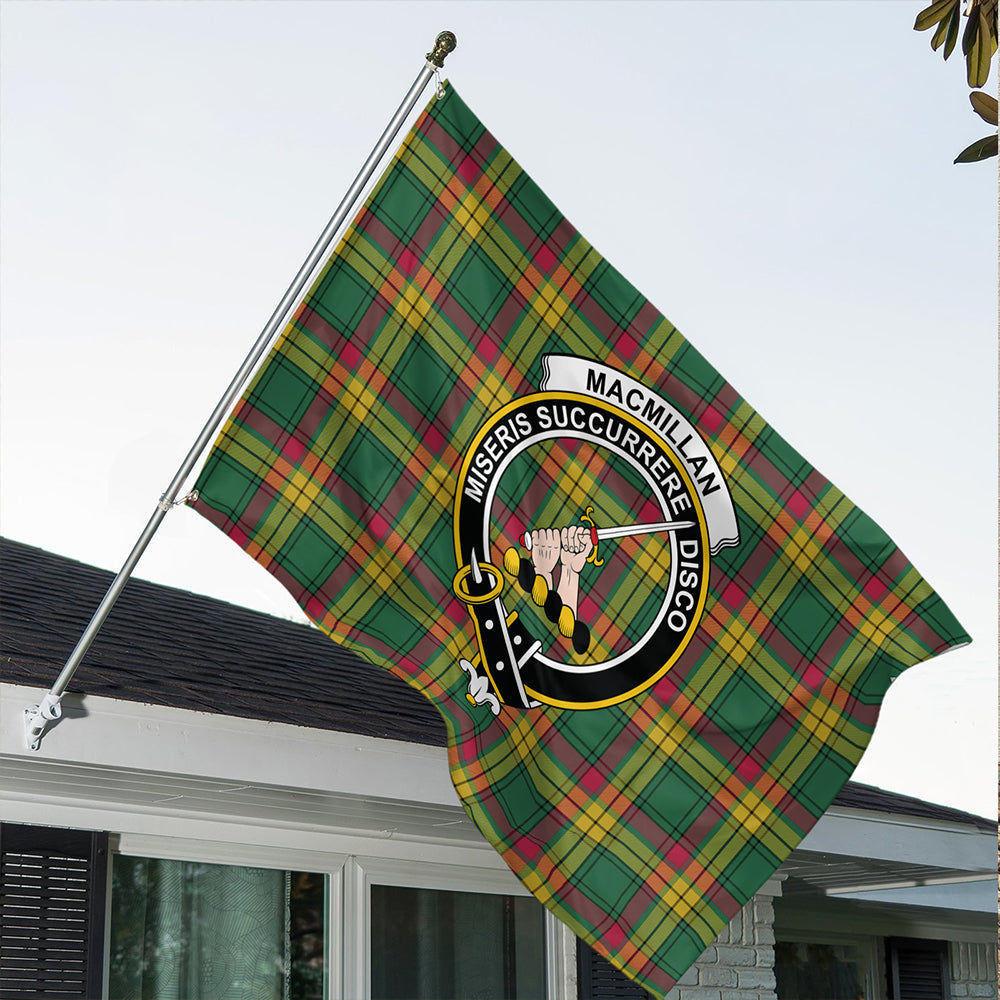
[{"xmin": 453, "ymin": 356, "xmax": 739, "ymax": 712}]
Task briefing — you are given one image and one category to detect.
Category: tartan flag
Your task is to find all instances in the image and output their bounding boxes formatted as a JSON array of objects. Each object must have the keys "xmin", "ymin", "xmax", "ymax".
[{"xmin": 190, "ymin": 84, "xmax": 968, "ymax": 997}]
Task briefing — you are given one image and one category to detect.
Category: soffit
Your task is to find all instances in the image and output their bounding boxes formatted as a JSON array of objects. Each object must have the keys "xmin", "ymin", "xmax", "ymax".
[{"xmin": 778, "ymin": 849, "xmax": 993, "ymax": 896}]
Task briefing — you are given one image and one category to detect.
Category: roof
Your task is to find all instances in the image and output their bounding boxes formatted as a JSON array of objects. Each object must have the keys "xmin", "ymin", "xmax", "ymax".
[
  {"xmin": 1, "ymin": 537, "xmax": 443, "ymax": 745},
  {"xmin": 830, "ymin": 781, "xmax": 995, "ymax": 832},
  {"xmin": 2, "ymin": 537, "xmax": 994, "ymax": 832}
]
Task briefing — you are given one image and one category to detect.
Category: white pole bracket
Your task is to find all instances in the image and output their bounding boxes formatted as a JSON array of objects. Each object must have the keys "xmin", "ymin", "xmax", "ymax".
[{"xmin": 24, "ymin": 692, "xmax": 63, "ymax": 751}]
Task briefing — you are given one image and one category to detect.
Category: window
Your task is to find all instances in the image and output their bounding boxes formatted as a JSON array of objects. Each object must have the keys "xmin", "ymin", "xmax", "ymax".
[
  {"xmin": 346, "ymin": 857, "xmax": 551, "ymax": 999},
  {"xmin": 109, "ymin": 856, "xmax": 327, "ymax": 1000},
  {"xmin": 370, "ymin": 884, "xmax": 546, "ymax": 1000},
  {"xmin": 775, "ymin": 939, "xmax": 872, "ymax": 1000},
  {"xmin": 2, "ymin": 826, "xmax": 559, "ymax": 1000}
]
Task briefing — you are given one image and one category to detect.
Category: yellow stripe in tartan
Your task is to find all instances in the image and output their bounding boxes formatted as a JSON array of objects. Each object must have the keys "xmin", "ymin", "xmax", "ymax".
[
  {"xmin": 374, "ymin": 311, "xmax": 428, "ymax": 369},
  {"xmin": 713, "ymin": 621, "xmax": 763, "ymax": 667},
  {"xmin": 856, "ymin": 605, "xmax": 893, "ymax": 644},
  {"xmin": 729, "ymin": 790, "xmax": 773, "ymax": 838},
  {"xmin": 630, "ymin": 876, "xmax": 713, "ymax": 944},
  {"xmin": 662, "ymin": 880, "xmax": 704, "ymax": 924},
  {"xmin": 786, "ymin": 524, "xmax": 824, "ymax": 574},
  {"xmin": 287, "ymin": 470, "xmax": 323, "ymax": 513},
  {"xmin": 486, "ymin": 224, "xmax": 525, "ymax": 274},
  {"xmin": 623, "ymin": 910, "xmax": 722, "ymax": 977},
  {"xmin": 529, "ymin": 278, "xmax": 573, "ymax": 329},
  {"xmin": 394, "ymin": 281, "xmax": 436, "ymax": 330},
  {"xmin": 380, "ymin": 306, "xmax": 472, "ymax": 380},
  {"xmin": 612, "ymin": 577, "xmax": 663, "ymax": 635},
  {"xmin": 451, "ymin": 190, "xmax": 493, "ymax": 242},
  {"xmin": 686, "ymin": 655, "xmax": 733, "ymax": 705},
  {"xmin": 269, "ymin": 489, "xmax": 341, "ymax": 562},
  {"xmin": 340, "ymin": 237, "xmax": 388, "ymax": 293},
  {"xmin": 508, "ymin": 710, "xmax": 542, "ymax": 748},
  {"xmin": 719, "ymin": 447, "xmax": 743, "ymax": 481},
  {"xmin": 558, "ymin": 785, "xmax": 660, "ymax": 871},
  {"xmin": 343, "ymin": 376, "xmax": 380, "ymax": 420},
  {"xmin": 578, "ymin": 799, "xmax": 620, "ymax": 843},
  {"xmin": 476, "ymin": 368, "xmax": 511, "ymax": 406},
  {"xmin": 557, "ymin": 445, "xmax": 601, "ymax": 502},
  {"xmin": 328, "ymin": 516, "xmax": 447, "ymax": 635},
  {"xmin": 217, "ymin": 420, "xmax": 273, "ymax": 470},
  {"xmin": 547, "ymin": 823, "xmax": 618, "ymax": 884},
  {"xmin": 519, "ymin": 868, "xmax": 554, "ymax": 905},
  {"xmin": 628, "ymin": 538, "xmax": 672, "ymax": 580},
  {"xmin": 455, "ymin": 715, "xmax": 552, "ymax": 798},
  {"xmin": 613, "ymin": 742, "xmax": 683, "ymax": 804},
  {"xmin": 801, "ymin": 699, "xmax": 844, "ymax": 744},
  {"xmin": 893, "ymin": 566, "xmax": 936, "ymax": 604}
]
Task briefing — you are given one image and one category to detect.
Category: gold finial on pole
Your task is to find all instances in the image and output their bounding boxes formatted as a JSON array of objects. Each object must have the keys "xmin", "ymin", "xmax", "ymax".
[{"xmin": 427, "ymin": 30, "xmax": 457, "ymax": 68}]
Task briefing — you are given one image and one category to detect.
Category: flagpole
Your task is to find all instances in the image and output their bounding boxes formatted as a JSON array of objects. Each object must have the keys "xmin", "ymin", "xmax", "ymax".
[{"xmin": 23, "ymin": 30, "xmax": 458, "ymax": 751}]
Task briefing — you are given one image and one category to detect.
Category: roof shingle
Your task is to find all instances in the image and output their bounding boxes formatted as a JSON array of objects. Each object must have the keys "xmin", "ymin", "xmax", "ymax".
[{"xmin": 1, "ymin": 537, "xmax": 446, "ymax": 745}]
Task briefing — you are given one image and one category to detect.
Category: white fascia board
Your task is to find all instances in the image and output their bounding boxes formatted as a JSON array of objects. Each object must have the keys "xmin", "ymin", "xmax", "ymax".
[
  {"xmin": 1, "ymin": 682, "xmax": 455, "ymax": 807},
  {"xmin": 798, "ymin": 808, "xmax": 995, "ymax": 873},
  {"xmin": 0, "ymin": 792, "xmax": 492, "ymax": 859}
]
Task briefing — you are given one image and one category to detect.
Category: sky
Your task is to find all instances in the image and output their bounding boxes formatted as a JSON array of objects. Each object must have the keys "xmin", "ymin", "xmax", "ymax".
[{"xmin": 1, "ymin": 1, "xmax": 996, "ymax": 818}]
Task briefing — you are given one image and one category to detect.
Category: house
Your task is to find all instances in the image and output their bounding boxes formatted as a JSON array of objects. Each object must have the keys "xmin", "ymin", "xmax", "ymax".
[{"xmin": 1, "ymin": 538, "xmax": 995, "ymax": 1000}]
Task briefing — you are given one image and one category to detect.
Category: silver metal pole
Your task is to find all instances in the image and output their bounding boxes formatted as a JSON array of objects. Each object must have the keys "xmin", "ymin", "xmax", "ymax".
[{"xmin": 24, "ymin": 31, "xmax": 458, "ymax": 751}]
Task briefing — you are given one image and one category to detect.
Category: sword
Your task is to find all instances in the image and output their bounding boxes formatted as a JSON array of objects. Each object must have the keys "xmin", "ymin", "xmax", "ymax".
[{"xmin": 520, "ymin": 519, "xmax": 695, "ymax": 552}]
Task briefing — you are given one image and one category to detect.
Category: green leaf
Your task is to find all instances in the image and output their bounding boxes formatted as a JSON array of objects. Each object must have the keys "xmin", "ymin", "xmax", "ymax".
[
  {"xmin": 931, "ymin": 4, "xmax": 955, "ymax": 50},
  {"xmin": 966, "ymin": 8, "xmax": 997, "ymax": 86},
  {"xmin": 962, "ymin": 5, "xmax": 979, "ymax": 55},
  {"xmin": 971, "ymin": 90, "xmax": 999, "ymax": 125},
  {"xmin": 943, "ymin": 4, "xmax": 962, "ymax": 58},
  {"xmin": 954, "ymin": 134, "xmax": 999, "ymax": 162},
  {"xmin": 914, "ymin": 0, "xmax": 959, "ymax": 31}
]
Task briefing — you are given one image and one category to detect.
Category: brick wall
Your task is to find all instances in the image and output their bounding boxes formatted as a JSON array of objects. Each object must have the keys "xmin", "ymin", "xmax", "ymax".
[
  {"xmin": 665, "ymin": 881, "xmax": 781, "ymax": 1000},
  {"xmin": 949, "ymin": 941, "xmax": 998, "ymax": 999}
]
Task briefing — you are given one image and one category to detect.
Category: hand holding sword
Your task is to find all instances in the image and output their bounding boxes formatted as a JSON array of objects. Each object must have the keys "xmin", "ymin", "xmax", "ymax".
[
  {"xmin": 519, "ymin": 518, "xmax": 696, "ymax": 554},
  {"xmin": 503, "ymin": 515, "xmax": 696, "ymax": 654}
]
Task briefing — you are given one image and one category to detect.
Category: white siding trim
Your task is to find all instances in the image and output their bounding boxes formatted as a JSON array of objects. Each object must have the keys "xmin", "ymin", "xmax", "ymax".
[
  {"xmin": 2, "ymin": 683, "xmax": 456, "ymax": 806},
  {"xmin": 797, "ymin": 808, "xmax": 995, "ymax": 872}
]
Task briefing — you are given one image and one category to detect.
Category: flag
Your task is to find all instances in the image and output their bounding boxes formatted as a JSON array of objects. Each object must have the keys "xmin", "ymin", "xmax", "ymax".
[{"xmin": 190, "ymin": 84, "xmax": 968, "ymax": 997}]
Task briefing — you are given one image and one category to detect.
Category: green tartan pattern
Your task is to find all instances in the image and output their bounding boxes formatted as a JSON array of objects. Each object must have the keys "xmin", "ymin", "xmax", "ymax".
[{"xmin": 191, "ymin": 85, "xmax": 968, "ymax": 997}]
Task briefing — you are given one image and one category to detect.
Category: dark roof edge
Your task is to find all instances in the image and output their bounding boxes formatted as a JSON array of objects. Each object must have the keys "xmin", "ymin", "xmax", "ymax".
[
  {"xmin": 831, "ymin": 781, "xmax": 996, "ymax": 833},
  {"xmin": 1, "ymin": 536, "xmax": 306, "ymax": 626}
]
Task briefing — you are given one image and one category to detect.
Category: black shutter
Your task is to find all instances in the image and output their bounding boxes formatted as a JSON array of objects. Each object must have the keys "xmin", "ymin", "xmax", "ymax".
[
  {"xmin": 577, "ymin": 939, "xmax": 653, "ymax": 999},
  {"xmin": 886, "ymin": 937, "xmax": 951, "ymax": 1000},
  {"xmin": 0, "ymin": 824, "xmax": 108, "ymax": 999}
]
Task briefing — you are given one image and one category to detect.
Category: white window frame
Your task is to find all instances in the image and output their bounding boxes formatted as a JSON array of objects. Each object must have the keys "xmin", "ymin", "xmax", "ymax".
[
  {"xmin": 112, "ymin": 832, "xmax": 347, "ymax": 1000},
  {"xmin": 344, "ymin": 855, "xmax": 574, "ymax": 1000},
  {"xmin": 107, "ymin": 835, "xmax": 574, "ymax": 1000}
]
